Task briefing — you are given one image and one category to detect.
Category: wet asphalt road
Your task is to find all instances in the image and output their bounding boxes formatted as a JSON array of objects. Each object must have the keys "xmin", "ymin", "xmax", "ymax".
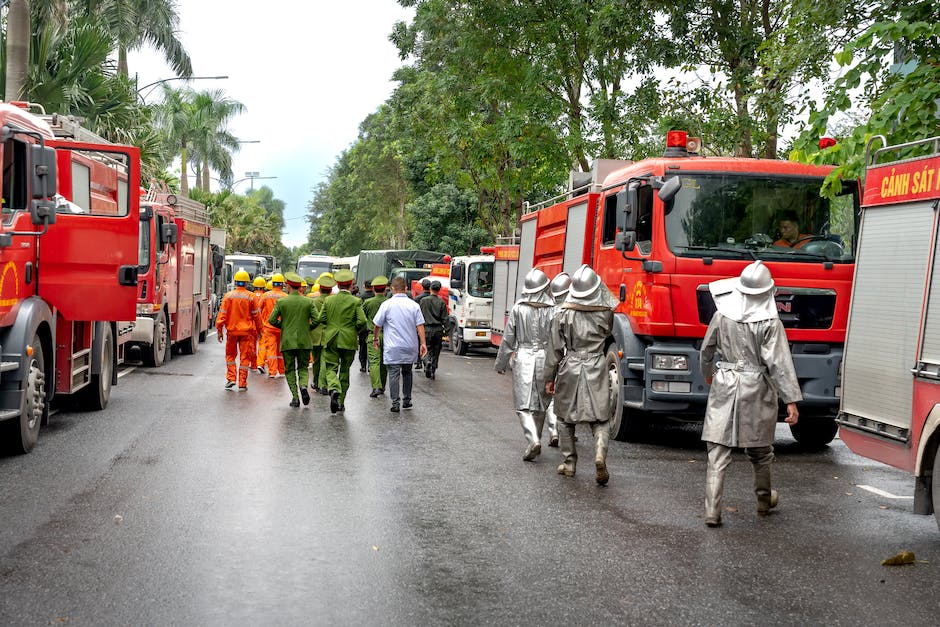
[{"xmin": 1, "ymin": 335, "xmax": 938, "ymax": 626}]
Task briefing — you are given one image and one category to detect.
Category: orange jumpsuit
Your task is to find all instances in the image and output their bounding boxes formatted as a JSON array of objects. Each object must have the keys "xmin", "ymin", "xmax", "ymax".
[
  {"xmin": 259, "ymin": 288, "xmax": 286, "ymax": 376},
  {"xmin": 253, "ymin": 288, "xmax": 267, "ymax": 369},
  {"xmin": 217, "ymin": 286, "xmax": 261, "ymax": 388}
]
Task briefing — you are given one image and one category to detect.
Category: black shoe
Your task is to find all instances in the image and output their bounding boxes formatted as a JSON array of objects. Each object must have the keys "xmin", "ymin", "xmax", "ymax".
[
  {"xmin": 319, "ymin": 388, "xmax": 329, "ymax": 396},
  {"xmin": 300, "ymin": 388, "xmax": 310, "ymax": 406},
  {"xmin": 337, "ymin": 404, "xmax": 346, "ymax": 412},
  {"xmin": 329, "ymin": 391, "xmax": 339, "ymax": 414},
  {"xmin": 359, "ymin": 366, "xmax": 367, "ymax": 372},
  {"xmin": 390, "ymin": 402, "xmax": 400, "ymax": 413},
  {"xmin": 403, "ymin": 399, "xmax": 413, "ymax": 410},
  {"xmin": 430, "ymin": 371, "xmax": 436, "ymax": 380},
  {"xmin": 289, "ymin": 397, "xmax": 300, "ymax": 408},
  {"xmin": 425, "ymin": 368, "xmax": 432, "ymax": 379},
  {"xmin": 369, "ymin": 388, "xmax": 381, "ymax": 398},
  {"xmin": 225, "ymin": 381, "xmax": 236, "ymax": 390},
  {"xmin": 257, "ymin": 366, "xmax": 265, "ymax": 374}
]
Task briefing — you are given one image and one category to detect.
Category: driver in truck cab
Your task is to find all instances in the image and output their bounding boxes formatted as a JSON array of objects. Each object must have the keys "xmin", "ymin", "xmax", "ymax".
[{"xmin": 773, "ymin": 211, "xmax": 813, "ymax": 248}]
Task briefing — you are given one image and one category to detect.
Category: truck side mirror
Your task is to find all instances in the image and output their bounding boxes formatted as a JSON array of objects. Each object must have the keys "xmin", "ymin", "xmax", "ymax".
[
  {"xmin": 615, "ymin": 183, "xmax": 640, "ymax": 252},
  {"xmin": 615, "ymin": 231, "xmax": 636, "ymax": 252},
  {"xmin": 30, "ymin": 144, "xmax": 57, "ymax": 199},
  {"xmin": 657, "ymin": 176, "xmax": 682, "ymax": 203},
  {"xmin": 160, "ymin": 222, "xmax": 178, "ymax": 245}
]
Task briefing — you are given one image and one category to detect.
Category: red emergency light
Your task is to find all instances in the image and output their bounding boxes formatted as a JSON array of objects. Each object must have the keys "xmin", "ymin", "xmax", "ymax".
[
  {"xmin": 480, "ymin": 246, "xmax": 495, "ymax": 254},
  {"xmin": 819, "ymin": 136, "xmax": 837, "ymax": 150},
  {"xmin": 666, "ymin": 130, "xmax": 688, "ymax": 149}
]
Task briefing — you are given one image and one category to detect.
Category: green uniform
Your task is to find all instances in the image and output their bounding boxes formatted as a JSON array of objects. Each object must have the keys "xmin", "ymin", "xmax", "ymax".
[
  {"xmin": 316, "ymin": 289, "xmax": 368, "ymax": 404},
  {"xmin": 362, "ymin": 291, "xmax": 389, "ymax": 391},
  {"xmin": 269, "ymin": 292, "xmax": 316, "ymax": 400},
  {"xmin": 308, "ymin": 292, "xmax": 329, "ymax": 391}
]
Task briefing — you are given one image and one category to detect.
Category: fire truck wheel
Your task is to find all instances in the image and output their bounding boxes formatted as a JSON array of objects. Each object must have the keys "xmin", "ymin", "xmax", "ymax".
[
  {"xmin": 451, "ymin": 327, "xmax": 468, "ymax": 356},
  {"xmin": 79, "ymin": 325, "xmax": 113, "ymax": 411},
  {"xmin": 4, "ymin": 334, "xmax": 47, "ymax": 454},
  {"xmin": 142, "ymin": 311, "xmax": 170, "ymax": 367},
  {"xmin": 180, "ymin": 307, "xmax": 199, "ymax": 355},
  {"xmin": 788, "ymin": 415, "xmax": 838, "ymax": 449},
  {"xmin": 933, "ymin": 445, "xmax": 940, "ymax": 533},
  {"xmin": 606, "ymin": 347, "xmax": 644, "ymax": 441}
]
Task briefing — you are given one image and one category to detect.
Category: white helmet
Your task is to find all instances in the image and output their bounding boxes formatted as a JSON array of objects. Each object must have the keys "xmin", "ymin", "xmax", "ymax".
[
  {"xmin": 736, "ymin": 260, "xmax": 774, "ymax": 295},
  {"xmin": 550, "ymin": 272, "xmax": 571, "ymax": 299},
  {"xmin": 569, "ymin": 264, "xmax": 602, "ymax": 298}
]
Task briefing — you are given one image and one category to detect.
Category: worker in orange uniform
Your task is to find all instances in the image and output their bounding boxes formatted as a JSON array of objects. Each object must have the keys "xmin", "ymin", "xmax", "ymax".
[
  {"xmin": 217, "ymin": 270, "xmax": 261, "ymax": 390},
  {"xmin": 252, "ymin": 276, "xmax": 268, "ymax": 373},
  {"xmin": 259, "ymin": 273, "xmax": 287, "ymax": 378}
]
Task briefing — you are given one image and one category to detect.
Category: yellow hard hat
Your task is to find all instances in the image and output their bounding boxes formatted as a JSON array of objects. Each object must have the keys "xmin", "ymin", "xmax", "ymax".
[
  {"xmin": 234, "ymin": 270, "xmax": 250, "ymax": 283},
  {"xmin": 266, "ymin": 280, "xmax": 273, "ymax": 290},
  {"xmin": 271, "ymin": 273, "xmax": 285, "ymax": 284},
  {"xmin": 317, "ymin": 271, "xmax": 333, "ymax": 281},
  {"xmin": 252, "ymin": 276, "xmax": 266, "ymax": 288},
  {"xmin": 301, "ymin": 280, "xmax": 308, "ymax": 289}
]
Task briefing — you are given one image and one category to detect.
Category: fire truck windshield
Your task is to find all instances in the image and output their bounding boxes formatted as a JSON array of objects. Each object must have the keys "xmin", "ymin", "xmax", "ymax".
[
  {"xmin": 663, "ymin": 174, "xmax": 858, "ymax": 263},
  {"xmin": 468, "ymin": 261, "xmax": 494, "ymax": 298}
]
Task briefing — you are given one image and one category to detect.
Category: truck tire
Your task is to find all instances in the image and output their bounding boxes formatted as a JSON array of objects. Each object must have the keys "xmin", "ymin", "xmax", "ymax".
[
  {"xmin": 606, "ymin": 347, "xmax": 645, "ymax": 441},
  {"xmin": 142, "ymin": 311, "xmax": 170, "ymax": 367},
  {"xmin": 788, "ymin": 414, "xmax": 838, "ymax": 449},
  {"xmin": 451, "ymin": 327, "xmax": 468, "ymax": 356},
  {"xmin": 180, "ymin": 306, "xmax": 199, "ymax": 355},
  {"xmin": 933, "ymin": 444, "xmax": 940, "ymax": 533},
  {"xmin": 3, "ymin": 334, "xmax": 47, "ymax": 454},
  {"xmin": 78, "ymin": 325, "xmax": 113, "ymax": 411}
]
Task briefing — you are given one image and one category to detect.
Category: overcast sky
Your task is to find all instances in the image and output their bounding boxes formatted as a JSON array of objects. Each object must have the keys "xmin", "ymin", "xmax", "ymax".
[{"xmin": 129, "ymin": 1, "xmax": 414, "ymax": 248}]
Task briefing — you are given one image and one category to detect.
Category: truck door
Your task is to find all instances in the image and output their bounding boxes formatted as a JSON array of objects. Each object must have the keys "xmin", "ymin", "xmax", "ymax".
[{"xmin": 39, "ymin": 143, "xmax": 140, "ymax": 321}]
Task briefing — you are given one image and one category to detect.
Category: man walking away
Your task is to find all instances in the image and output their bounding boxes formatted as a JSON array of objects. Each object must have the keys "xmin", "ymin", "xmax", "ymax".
[
  {"xmin": 372, "ymin": 277, "xmax": 427, "ymax": 413},
  {"xmin": 358, "ymin": 280, "xmax": 374, "ymax": 373},
  {"xmin": 545, "ymin": 265, "xmax": 617, "ymax": 485},
  {"xmin": 308, "ymin": 273, "xmax": 335, "ymax": 394},
  {"xmin": 316, "ymin": 269, "xmax": 368, "ymax": 414},
  {"xmin": 217, "ymin": 270, "xmax": 261, "ymax": 391},
  {"xmin": 419, "ymin": 280, "xmax": 449, "ymax": 379},
  {"xmin": 260, "ymin": 274, "xmax": 287, "ymax": 378},
  {"xmin": 413, "ymin": 278, "xmax": 432, "ymax": 370},
  {"xmin": 495, "ymin": 268, "xmax": 554, "ymax": 462},
  {"xmin": 363, "ymin": 275, "xmax": 390, "ymax": 397},
  {"xmin": 542, "ymin": 271, "xmax": 570, "ymax": 447},
  {"xmin": 700, "ymin": 260, "xmax": 801, "ymax": 527},
  {"xmin": 269, "ymin": 272, "xmax": 316, "ymax": 407}
]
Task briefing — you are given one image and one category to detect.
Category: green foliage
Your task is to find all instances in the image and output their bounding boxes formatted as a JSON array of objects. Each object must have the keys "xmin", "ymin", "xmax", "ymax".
[
  {"xmin": 408, "ymin": 184, "xmax": 489, "ymax": 255},
  {"xmin": 193, "ymin": 185, "xmax": 288, "ymax": 262},
  {"xmin": 792, "ymin": 5, "xmax": 940, "ymax": 194}
]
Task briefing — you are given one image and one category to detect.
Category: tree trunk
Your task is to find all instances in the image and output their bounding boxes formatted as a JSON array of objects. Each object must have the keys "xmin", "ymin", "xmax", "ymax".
[
  {"xmin": 4, "ymin": 0, "xmax": 31, "ymax": 102},
  {"xmin": 180, "ymin": 142, "xmax": 189, "ymax": 196},
  {"xmin": 118, "ymin": 45, "xmax": 128, "ymax": 77},
  {"xmin": 202, "ymin": 161, "xmax": 211, "ymax": 192}
]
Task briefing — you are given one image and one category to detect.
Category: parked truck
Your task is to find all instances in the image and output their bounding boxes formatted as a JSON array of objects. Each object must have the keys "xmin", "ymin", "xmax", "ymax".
[
  {"xmin": 130, "ymin": 189, "xmax": 212, "ymax": 366},
  {"xmin": 447, "ymin": 251, "xmax": 495, "ymax": 355},
  {"xmin": 355, "ymin": 249, "xmax": 448, "ymax": 290},
  {"xmin": 0, "ymin": 103, "xmax": 140, "ymax": 453},
  {"xmin": 838, "ymin": 135, "xmax": 940, "ymax": 532},
  {"xmin": 493, "ymin": 131, "xmax": 859, "ymax": 446},
  {"xmin": 225, "ymin": 252, "xmax": 268, "ymax": 280},
  {"xmin": 296, "ymin": 253, "xmax": 337, "ymax": 279}
]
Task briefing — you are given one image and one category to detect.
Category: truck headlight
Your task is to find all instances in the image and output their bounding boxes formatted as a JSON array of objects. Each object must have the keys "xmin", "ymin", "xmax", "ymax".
[{"xmin": 652, "ymin": 354, "xmax": 689, "ymax": 370}]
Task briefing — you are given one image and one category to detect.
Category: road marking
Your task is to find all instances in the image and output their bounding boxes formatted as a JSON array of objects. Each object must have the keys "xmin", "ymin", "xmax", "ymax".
[
  {"xmin": 856, "ymin": 485, "xmax": 914, "ymax": 500},
  {"xmin": 117, "ymin": 366, "xmax": 137, "ymax": 379}
]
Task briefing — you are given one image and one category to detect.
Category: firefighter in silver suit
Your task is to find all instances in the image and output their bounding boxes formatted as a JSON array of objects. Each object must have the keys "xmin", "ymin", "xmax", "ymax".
[
  {"xmin": 700, "ymin": 260, "xmax": 801, "ymax": 527},
  {"xmin": 495, "ymin": 268, "xmax": 555, "ymax": 461},
  {"xmin": 545, "ymin": 265, "xmax": 617, "ymax": 485},
  {"xmin": 543, "ymin": 271, "xmax": 571, "ymax": 448}
]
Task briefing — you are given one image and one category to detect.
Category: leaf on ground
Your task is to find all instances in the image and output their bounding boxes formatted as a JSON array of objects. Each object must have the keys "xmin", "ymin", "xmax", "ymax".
[
  {"xmin": 724, "ymin": 506, "xmax": 738, "ymax": 513},
  {"xmin": 881, "ymin": 550, "xmax": 916, "ymax": 566},
  {"xmin": 878, "ymin": 505, "xmax": 889, "ymax": 510}
]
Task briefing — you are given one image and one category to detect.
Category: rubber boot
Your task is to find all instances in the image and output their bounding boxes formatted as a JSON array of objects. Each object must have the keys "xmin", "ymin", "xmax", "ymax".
[
  {"xmin": 556, "ymin": 422, "xmax": 577, "ymax": 477},
  {"xmin": 705, "ymin": 443, "xmax": 731, "ymax": 527},
  {"xmin": 518, "ymin": 410, "xmax": 541, "ymax": 461},
  {"xmin": 749, "ymin": 446, "xmax": 778, "ymax": 515},
  {"xmin": 592, "ymin": 421, "xmax": 611, "ymax": 485},
  {"xmin": 534, "ymin": 411, "xmax": 546, "ymax": 441},
  {"xmin": 546, "ymin": 400, "xmax": 559, "ymax": 447}
]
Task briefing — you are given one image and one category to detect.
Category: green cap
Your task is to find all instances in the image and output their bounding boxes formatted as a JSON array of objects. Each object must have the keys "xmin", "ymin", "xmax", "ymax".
[
  {"xmin": 303, "ymin": 276, "xmax": 316, "ymax": 285},
  {"xmin": 371, "ymin": 274, "xmax": 389, "ymax": 287},
  {"xmin": 284, "ymin": 272, "xmax": 304, "ymax": 287},
  {"xmin": 334, "ymin": 269, "xmax": 356, "ymax": 285},
  {"xmin": 318, "ymin": 276, "xmax": 337, "ymax": 288}
]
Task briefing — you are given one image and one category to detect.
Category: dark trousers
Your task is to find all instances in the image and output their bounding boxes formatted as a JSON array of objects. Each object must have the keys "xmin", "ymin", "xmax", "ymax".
[
  {"xmin": 358, "ymin": 330, "xmax": 369, "ymax": 371},
  {"xmin": 387, "ymin": 364, "xmax": 413, "ymax": 404},
  {"xmin": 425, "ymin": 326, "xmax": 443, "ymax": 371}
]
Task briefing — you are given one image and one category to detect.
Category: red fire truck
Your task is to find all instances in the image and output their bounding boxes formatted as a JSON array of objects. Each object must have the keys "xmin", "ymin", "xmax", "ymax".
[
  {"xmin": 838, "ymin": 136, "xmax": 940, "ymax": 532},
  {"xmin": 130, "ymin": 187, "xmax": 211, "ymax": 366},
  {"xmin": 497, "ymin": 131, "xmax": 859, "ymax": 447},
  {"xmin": 0, "ymin": 103, "xmax": 140, "ymax": 453}
]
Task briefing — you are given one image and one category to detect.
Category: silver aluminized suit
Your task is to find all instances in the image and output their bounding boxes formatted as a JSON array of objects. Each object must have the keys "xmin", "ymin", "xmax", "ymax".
[
  {"xmin": 544, "ymin": 269, "xmax": 616, "ymax": 484},
  {"xmin": 495, "ymin": 286, "xmax": 554, "ymax": 459},
  {"xmin": 700, "ymin": 265, "xmax": 802, "ymax": 526}
]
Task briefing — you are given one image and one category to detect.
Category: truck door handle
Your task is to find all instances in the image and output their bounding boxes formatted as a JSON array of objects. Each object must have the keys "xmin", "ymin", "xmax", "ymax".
[{"xmin": 118, "ymin": 265, "xmax": 139, "ymax": 286}]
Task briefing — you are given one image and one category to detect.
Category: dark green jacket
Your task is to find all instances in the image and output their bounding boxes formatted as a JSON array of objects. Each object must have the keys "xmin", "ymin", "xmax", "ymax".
[
  {"xmin": 362, "ymin": 292, "xmax": 389, "ymax": 332},
  {"xmin": 308, "ymin": 292, "xmax": 329, "ymax": 346},
  {"xmin": 316, "ymin": 290, "xmax": 368, "ymax": 350},
  {"xmin": 269, "ymin": 292, "xmax": 315, "ymax": 350}
]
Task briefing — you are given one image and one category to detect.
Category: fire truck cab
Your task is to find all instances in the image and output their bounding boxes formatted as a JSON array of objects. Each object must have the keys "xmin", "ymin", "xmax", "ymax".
[
  {"xmin": 510, "ymin": 132, "xmax": 859, "ymax": 446},
  {"xmin": 0, "ymin": 103, "xmax": 140, "ymax": 453},
  {"xmin": 839, "ymin": 135, "xmax": 940, "ymax": 532},
  {"xmin": 447, "ymin": 252, "xmax": 494, "ymax": 354}
]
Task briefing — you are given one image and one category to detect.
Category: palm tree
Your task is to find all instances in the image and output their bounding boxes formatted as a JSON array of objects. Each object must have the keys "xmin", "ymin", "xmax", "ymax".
[{"xmin": 4, "ymin": 0, "xmax": 30, "ymax": 101}]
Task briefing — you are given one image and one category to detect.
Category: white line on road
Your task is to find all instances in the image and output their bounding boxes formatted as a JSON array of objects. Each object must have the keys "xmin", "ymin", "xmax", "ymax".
[
  {"xmin": 856, "ymin": 485, "xmax": 914, "ymax": 500},
  {"xmin": 117, "ymin": 366, "xmax": 137, "ymax": 379}
]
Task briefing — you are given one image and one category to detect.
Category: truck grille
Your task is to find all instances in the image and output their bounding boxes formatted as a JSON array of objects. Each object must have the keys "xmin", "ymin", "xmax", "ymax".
[{"xmin": 697, "ymin": 286, "xmax": 836, "ymax": 329}]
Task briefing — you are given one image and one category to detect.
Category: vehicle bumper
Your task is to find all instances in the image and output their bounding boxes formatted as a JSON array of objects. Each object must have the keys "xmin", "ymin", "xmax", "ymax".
[
  {"xmin": 460, "ymin": 326, "xmax": 491, "ymax": 345},
  {"xmin": 131, "ymin": 316, "xmax": 155, "ymax": 343}
]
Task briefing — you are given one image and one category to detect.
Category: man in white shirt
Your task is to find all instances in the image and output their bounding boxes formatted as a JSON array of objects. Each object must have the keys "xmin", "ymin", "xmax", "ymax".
[{"xmin": 373, "ymin": 277, "xmax": 428, "ymax": 412}]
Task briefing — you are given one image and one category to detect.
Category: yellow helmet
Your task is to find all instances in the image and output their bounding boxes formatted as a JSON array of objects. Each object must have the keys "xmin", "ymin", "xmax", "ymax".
[
  {"xmin": 252, "ymin": 276, "xmax": 266, "ymax": 288},
  {"xmin": 271, "ymin": 273, "xmax": 285, "ymax": 284},
  {"xmin": 301, "ymin": 280, "xmax": 308, "ymax": 289},
  {"xmin": 234, "ymin": 270, "xmax": 250, "ymax": 283},
  {"xmin": 266, "ymin": 280, "xmax": 273, "ymax": 290}
]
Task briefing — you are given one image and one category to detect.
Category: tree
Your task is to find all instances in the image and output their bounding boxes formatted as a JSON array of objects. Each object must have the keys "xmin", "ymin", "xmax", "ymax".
[
  {"xmin": 408, "ymin": 184, "xmax": 489, "ymax": 255},
  {"xmin": 792, "ymin": 4, "xmax": 940, "ymax": 191},
  {"xmin": 4, "ymin": 0, "xmax": 29, "ymax": 101}
]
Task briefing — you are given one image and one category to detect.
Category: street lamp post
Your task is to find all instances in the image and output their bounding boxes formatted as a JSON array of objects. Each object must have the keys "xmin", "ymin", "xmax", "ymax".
[
  {"xmin": 136, "ymin": 75, "xmax": 229, "ymax": 103},
  {"xmin": 228, "ymin": 172, "xmax": 277, "ymax": 192}
]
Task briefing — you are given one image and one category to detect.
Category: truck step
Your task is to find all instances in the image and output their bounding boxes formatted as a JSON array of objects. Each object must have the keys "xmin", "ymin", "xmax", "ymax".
[
  {"xmin": 0, "ymin": 408, "xmax": 20, "ymax": 421},
  {"xmin": 0, "ymin": 361, "xmax": 19, "ymax": 373}
]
